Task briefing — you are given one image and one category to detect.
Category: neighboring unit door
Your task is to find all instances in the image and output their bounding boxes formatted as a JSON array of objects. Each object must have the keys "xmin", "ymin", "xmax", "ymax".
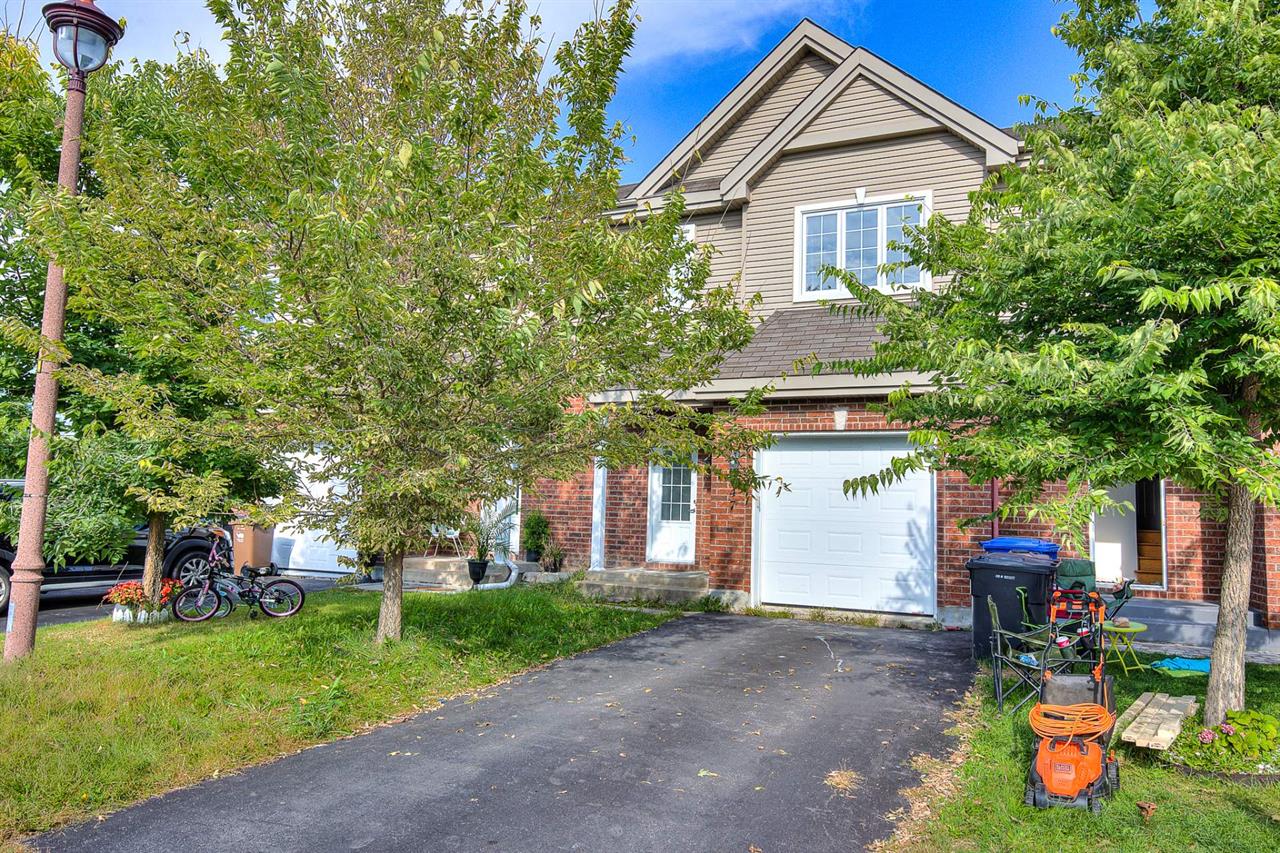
[
  {"xmin": 647, "ymin": 459, "xmax": 697, "ymax": 563},
  {"xmin": 757, "ymin": 434, "xmax": 935, "ymax": 614}
]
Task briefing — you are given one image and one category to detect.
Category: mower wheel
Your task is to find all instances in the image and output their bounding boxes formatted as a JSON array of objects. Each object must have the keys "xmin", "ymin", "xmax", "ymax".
[
  {"xmin": 1089, "ymin": 796, "xmax": 1103, "ymax": 814},
  {"xmin": 1023, "ymin": 783, "xmax": 1036, "ymax": 807},
  {"xmin": 1107, "ymin": 761, "xmax": 1120, "ymax": 793}
]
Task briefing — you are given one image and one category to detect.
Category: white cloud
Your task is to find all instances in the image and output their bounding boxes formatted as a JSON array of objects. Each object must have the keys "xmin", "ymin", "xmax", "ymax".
[{"xmin": 531, "ymin": 0, "xmax": 862, "ymax": 69}]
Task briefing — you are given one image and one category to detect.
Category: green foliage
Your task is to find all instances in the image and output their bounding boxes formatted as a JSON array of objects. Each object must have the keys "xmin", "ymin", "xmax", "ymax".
[
  {"xmin": 1175, "ymin": 709, "xmax": 1280, "ymax": 773},
  {"xmin": 824, "ymin": 0, "xmax": 1280, "ymax": 542},
  {"xmin": 25, "ymin": 0, "xmax": 765, "ymax": 597},
  {"xmin": 0, "ymin": 430, "xmax": 145, "ymax": 567},
  {"xmin": 462, "ymin": 511, "xmax": 509, "ymax": 562},
  {"xmin": 742, "ymin": 606, "xmax": 793, "ymax": 619},
  {"xmin": 540, "ymin": 535, "xmax": 566, "ymax": 571},
  {"xmin": 683, "ymin": 594, "xmax": 730, "ymax": 613},
  {"xmin": 0, "ymin": 34, "xmax": 290, "ymax": 567},
  {"xmin": 521, "ymin": 509, "xmax": 550, "ymax": 554}
]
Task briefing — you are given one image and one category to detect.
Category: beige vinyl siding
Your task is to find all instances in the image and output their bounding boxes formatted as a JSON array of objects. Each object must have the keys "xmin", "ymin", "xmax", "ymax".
[
  {"xmin": 801, "ymin": 75, "xmax": 925, "ymax": 135},
  {"xmin": 742, "ymin": 131, "xmax": 986, "ymax": 316},
  {"xmin": 681, "ymin": 53, "xmax": 833, "ymax": 184},
  {"xmin": 688, "ymin": 209, "xmax": 743, "ymax": 291}
]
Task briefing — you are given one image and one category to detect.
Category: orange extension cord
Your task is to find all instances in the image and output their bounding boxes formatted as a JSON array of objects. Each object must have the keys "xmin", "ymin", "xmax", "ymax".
[{"xmin": 1028, "ymin": 703, "xmax": 1115, "ymax": 743}]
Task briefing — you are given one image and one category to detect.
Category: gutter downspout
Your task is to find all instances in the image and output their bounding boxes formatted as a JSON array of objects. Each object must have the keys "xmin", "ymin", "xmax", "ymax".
[
  {"xmin": 475, "ymin": 553, "xmax": 526, "ymax": 591},
  {"xmin": 990, "ymin": 478, "xmax": 1000, "ymax": 539}
]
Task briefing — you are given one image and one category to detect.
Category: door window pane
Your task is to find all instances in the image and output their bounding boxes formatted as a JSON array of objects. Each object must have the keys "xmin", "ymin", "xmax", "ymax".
[{"xmin": 659, "ymin": 464, "xmax": 692, "ymax": 522}]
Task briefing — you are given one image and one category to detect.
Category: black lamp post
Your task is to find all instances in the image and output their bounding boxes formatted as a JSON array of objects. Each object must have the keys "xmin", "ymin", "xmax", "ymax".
[{"xmin": 4, "ymin": 1, "xmax": 122, "ymax": 661}]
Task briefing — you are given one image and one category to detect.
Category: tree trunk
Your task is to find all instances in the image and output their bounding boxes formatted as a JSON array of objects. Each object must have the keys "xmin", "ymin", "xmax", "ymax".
[
  {"xmin": 1204, "ymin": 480, "xmax": 1255, "ymax": 725},
  {"xmin": 375, "ymin": 550, "xmax": 404, "ymax": 644},
  {"xmin": 142, "ymin": 511, "xmax": 166, "ymax": 605}
]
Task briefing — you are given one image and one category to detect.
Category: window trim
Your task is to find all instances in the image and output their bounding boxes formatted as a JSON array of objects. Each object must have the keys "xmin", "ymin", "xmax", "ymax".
[{"xmin": 791, "ymin": 191, "xmax": 933, "ymax": 303}]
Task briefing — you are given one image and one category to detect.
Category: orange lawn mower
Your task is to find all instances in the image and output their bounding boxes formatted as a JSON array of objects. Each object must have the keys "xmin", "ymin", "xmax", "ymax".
[{"xmin": 1024, "ymin": 587, "xmax": 1120, "ymax": 813}]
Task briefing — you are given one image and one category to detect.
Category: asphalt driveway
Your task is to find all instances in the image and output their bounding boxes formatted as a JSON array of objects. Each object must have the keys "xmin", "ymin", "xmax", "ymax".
[{"xmin": 38, "ymin": 614, "xmax": 974, "ymax": 853}]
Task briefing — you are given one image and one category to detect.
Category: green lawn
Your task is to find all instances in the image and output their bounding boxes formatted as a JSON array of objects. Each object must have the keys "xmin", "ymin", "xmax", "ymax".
[
  {"xmin": 0, "ymin": 583, "xmax": 673, "ymax": 843},
  {"xmin": 892, "ymin": 656, "xmax": 1280, "ymax": 852}
]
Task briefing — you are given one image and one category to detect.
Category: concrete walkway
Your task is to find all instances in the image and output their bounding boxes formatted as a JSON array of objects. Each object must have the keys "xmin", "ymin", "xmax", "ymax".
[{"xmin": 37, "ymin": 615, "xmax": 974, "ymax": 853}]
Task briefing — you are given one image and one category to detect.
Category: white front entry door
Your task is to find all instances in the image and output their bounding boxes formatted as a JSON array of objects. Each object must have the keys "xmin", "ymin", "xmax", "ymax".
[
  {"xmin": 757, "ymin": 434, "xmax": 935, "ymax": 614},
  {"xmin": 647, "ymin": 459, "xmax": 697, "ymax": 563}
]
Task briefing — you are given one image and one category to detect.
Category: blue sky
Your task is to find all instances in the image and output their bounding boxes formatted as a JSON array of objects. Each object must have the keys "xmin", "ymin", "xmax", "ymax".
[{"xmin": 6, "ymin": 0, "xmax": 1082, "ymax": 182}]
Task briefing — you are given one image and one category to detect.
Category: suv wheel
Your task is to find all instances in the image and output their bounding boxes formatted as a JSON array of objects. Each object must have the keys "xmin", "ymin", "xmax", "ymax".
[
  {"xmin": 169, "ymin": 549, "xmax": 211, "ymax": 588},
  {"xmin": 0, "ymin": 567, "xmax": 10, "ymax": 612}
]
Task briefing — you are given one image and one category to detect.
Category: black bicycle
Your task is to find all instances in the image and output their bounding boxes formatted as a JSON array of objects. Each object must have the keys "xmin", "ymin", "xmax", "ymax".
[{"xmin": 172, "ymin": 528, "xmax": 305, "ymax": 622}]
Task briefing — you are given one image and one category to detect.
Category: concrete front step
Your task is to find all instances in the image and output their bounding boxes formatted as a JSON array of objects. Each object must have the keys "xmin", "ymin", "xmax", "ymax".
[
  {"xmin": 1122, "ymin": 597, "xmax": 1261, "ymax": 627},
  {"xmin": 403, "ymin": 556, "xmax": 539, "ymax": 590},
  {"xmin": 576, "ymin": 569, "xmax": 709, "ymax": 604},
  {"xmin": 403, "ymin": 556, "xmax": 470, "ymax": 590},
  {"xmin": 1117, "ymin": 598, "xmax": 1278, "ymax": 653}
]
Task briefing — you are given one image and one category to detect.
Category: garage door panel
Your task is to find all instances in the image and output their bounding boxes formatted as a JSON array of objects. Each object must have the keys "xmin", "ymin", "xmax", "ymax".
[
  {"xmin": 826, "ymin": 576, "xmax": 865, "ymax": 599},
  {"xmin": 773, "ymin": 570, "xmax": 812, "ymax": 595},
  {"xmin": 776, "ymin": 530, "xmax": 811, "ymax": 552},
  {"xmin": 784, "ymin": 487, "xmax": 814, "ymax": 509},
  {"xmin": 879, "ymin": 489, "xmax": 923, "ymax": 512},
  {"xmin": 758, "ymin": 434, "xmax": 935, "ymax": 615},
  {"xmin": 826, "ymin": 532, "xmax": 863, "ymax": 554}
]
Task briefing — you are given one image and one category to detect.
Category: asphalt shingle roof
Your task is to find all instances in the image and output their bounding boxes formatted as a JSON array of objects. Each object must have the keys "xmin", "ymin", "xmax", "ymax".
[{"xmin": 716, "ymin": 306, "xmax": 885, "ymax": 380}]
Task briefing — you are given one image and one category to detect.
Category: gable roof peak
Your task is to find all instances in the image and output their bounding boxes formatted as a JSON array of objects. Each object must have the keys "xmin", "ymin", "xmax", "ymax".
[{"xmin": 626, "ymin": 19, "xmax": 853, "ymax": 201}]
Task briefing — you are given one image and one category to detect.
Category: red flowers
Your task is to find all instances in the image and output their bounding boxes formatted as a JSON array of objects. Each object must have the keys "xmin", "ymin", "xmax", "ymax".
[{"xmin": 104, "ymin": 578, "xmax": 183, "ymax": 611}]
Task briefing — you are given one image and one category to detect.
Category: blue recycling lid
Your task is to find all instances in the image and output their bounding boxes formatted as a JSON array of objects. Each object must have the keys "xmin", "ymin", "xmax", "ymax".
[{"xmin": 979, "ymin": 536, "xmax": 1061, "ymax": 557}]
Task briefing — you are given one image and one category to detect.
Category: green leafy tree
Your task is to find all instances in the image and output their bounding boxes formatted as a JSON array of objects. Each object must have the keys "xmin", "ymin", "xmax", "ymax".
[
  {"xmin": 828, "ymin": 0, "xmax": 1280, "ymax": 724},
  {"xmin": 30, "ymin": 0, "xmax": 765, "ymax": 643},
  {"xmin": 1, "ymin": 33, "xmax": 288, "ymax": 606}
]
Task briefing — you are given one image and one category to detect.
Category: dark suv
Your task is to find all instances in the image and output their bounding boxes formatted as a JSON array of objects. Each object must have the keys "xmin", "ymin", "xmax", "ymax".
[{"xmin": 0, "ymin": 479, "xmax": 217, "ymax": 610}]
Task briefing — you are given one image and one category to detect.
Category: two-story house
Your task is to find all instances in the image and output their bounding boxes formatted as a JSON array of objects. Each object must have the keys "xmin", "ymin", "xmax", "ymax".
[{"xmin": 521, "ymin": 20, "xmax": 1280, "ymax": 637}]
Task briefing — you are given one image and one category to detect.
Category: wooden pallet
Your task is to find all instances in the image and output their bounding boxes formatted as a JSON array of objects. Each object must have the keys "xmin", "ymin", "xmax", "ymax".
[{"xmin": 1117, "ymin": 691, "xmax": 1198, "ymax": 750}]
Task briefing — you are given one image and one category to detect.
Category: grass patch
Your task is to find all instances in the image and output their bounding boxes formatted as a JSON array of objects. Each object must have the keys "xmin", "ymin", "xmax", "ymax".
[
  {"xmin": 881, "ymin": 656, "xmax": 1280, "ymax": 851},
  {"xmin": 0, "ymin": 584, "xmax": 673, "ymax": 843},
  {"xmin": 604, "ymin": 594, "xmax": 731, "ymax": 614},
  {"xmin": 682, "ymin": 595, "xmax": 731, "ymax": 613},
  {"xmin": 742, "ymin": 606, "xmax": 793, "ymax": 619}
]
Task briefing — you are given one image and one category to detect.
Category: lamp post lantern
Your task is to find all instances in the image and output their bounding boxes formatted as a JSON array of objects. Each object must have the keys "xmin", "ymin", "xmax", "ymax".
[{"xmin": 4, "ymin": 1, "xmax": 122, "ymax": 661}]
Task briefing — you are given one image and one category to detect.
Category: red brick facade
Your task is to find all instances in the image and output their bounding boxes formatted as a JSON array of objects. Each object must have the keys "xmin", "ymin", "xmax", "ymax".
[{"xmin": 524, "ymin": 397, "xmax": 1280, "ymax": 627}]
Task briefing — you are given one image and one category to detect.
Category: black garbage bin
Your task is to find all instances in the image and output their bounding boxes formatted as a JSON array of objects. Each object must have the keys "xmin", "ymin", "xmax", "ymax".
[{"xmin": 966, "ymin": 552, "xmax": 1056, "ymax": 659}]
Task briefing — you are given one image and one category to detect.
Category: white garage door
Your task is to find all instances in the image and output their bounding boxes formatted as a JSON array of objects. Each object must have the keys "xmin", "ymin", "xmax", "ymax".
[{"xmin": 757, "ymin": 434, "xmax": 935, "ymax": 614}]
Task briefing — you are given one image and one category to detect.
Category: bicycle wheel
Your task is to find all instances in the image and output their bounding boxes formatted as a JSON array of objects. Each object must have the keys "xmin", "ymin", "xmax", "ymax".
[
  {"xmin": 213, "ymin": 590, "xmax": 235, "ymax": 618},
  {"xmin": 258, "ymin": 579, "xmax": 305, "ymax": 618},
  {"xmin": 172, "ymin": 587, "xmax": 225, "ymax": 622}
]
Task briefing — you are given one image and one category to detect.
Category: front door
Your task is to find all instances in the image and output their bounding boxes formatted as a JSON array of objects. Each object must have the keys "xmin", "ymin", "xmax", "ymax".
[{"xmin": 647, "ymin": 459, "xmax": 697, "ymax": 563}]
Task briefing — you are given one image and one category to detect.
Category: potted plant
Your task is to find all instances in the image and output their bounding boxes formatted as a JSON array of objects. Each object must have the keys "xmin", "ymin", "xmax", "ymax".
[
  {"xmin": 105, "ymin": 578, "xmax": 182, "ymax": 625},
  {"xmin": 463, "ymin": 514, "xmax": 499, "ymax": 586},
  {"xmin": 540, "ymin": 537, "xmax": 566, "ymax": 573},
  {"xmin": 522, "ymin": 509, "xmax": 550, "ymax": 563}
]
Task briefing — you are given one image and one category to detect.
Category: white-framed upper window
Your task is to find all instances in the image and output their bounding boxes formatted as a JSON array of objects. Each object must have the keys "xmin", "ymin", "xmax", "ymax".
[{"xmin": 793, "ymin": 191, "xmax": 931, "ymax": 302}]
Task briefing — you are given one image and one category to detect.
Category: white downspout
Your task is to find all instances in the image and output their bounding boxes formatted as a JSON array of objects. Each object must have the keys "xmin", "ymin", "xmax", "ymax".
[
  {"xmin": 589, "ymin": 458, "xmax": 607, "ymax": 570},
  {"xmin": 475, "ymin": 553, "xmax": 526, "ymax": 590}
]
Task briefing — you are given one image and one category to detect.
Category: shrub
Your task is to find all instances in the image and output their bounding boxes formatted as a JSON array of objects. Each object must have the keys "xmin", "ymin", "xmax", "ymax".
[
  {"xmin": 1173, "ymin": 709, "xmax": 1280, "ymax": 774},
  {"xmin": 522, "ymin": 509, "xmax": 550, "ymax": 554}
]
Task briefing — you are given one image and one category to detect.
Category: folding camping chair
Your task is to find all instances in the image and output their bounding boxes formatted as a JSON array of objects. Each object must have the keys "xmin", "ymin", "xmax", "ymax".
[
  {"xmin": 1017, "ymin": 559, "xmax": 1136, "ymax": 630},
  {"xmin": 988, "ymin": 596, "xmax": 1080, "ymax": 714},
  {"xmin": 1055, "ymin": 558, "xmax": 1136, "ymax": 619}
]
